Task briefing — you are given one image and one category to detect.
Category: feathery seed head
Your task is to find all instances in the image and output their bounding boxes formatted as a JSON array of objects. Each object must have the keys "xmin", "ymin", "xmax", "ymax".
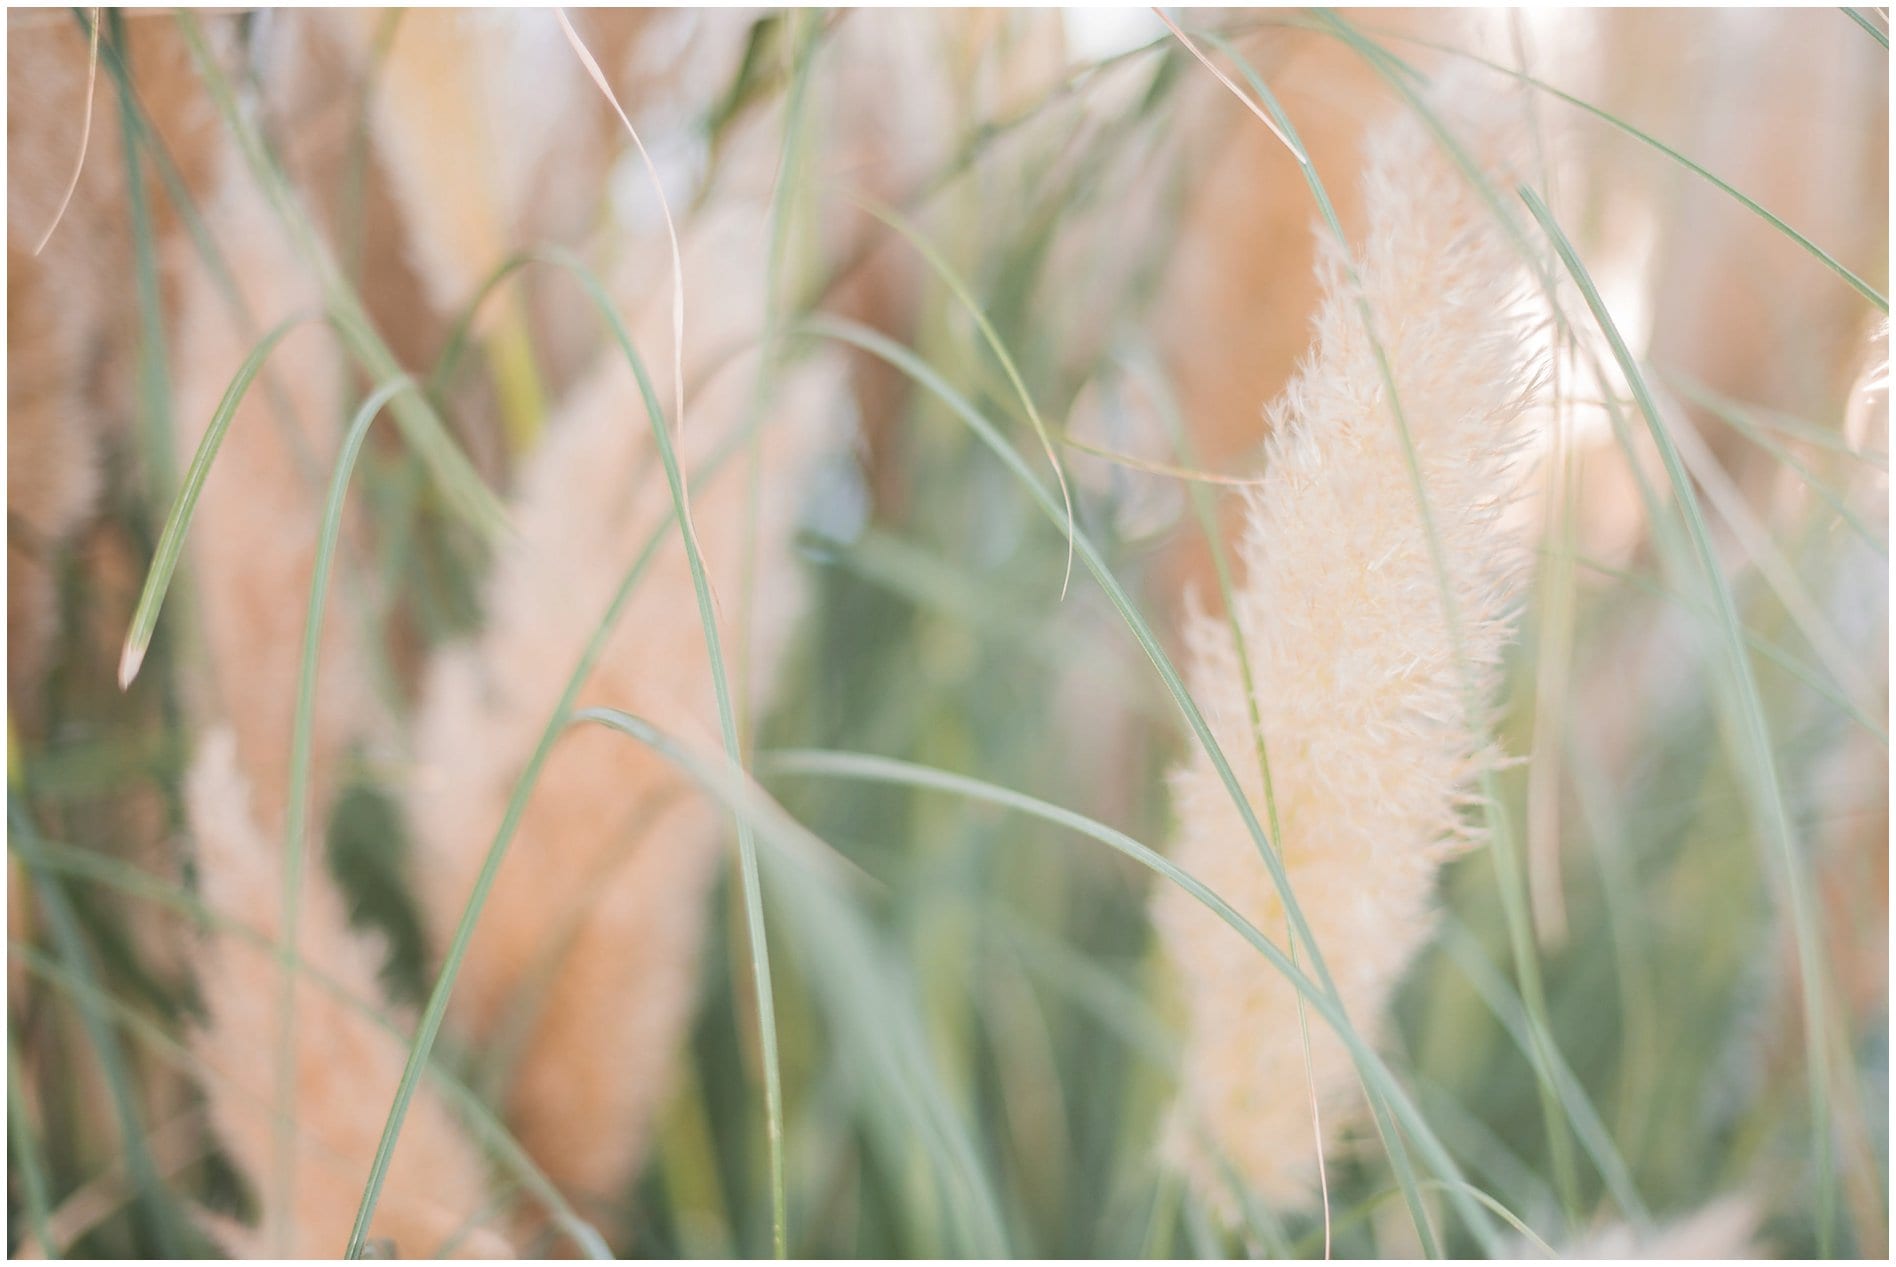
[
  {"xmin": 185, "ymin": 731, "xmax": 511, "ymax": 1258},
  {"xmin": 1155, "ymin": 77, "xmax": 1543, "ymax": 1212}
]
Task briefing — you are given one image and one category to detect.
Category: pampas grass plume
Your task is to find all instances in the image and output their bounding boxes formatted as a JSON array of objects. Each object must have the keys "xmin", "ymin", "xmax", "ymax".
[
  {"xmin": 185, "ymin": 730, "xmax": 509, "ymax": 1257},
  {"xmin": 169, "ymin": 157, "xmax": 374, "ymax": 831},
  {"xmin": 1152, "ymin": 80, "xmax": 1540, "ymax": 1210},
  {"xmin": 405, "ymin": 203, "xmax": 849, "ymax": 1215}
]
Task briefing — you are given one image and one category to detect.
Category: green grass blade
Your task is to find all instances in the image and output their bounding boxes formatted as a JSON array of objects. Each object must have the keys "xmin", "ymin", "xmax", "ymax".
[
  {"xmin": 577, "ymin": 710, "xmax": 1009, "ymax": 1253},
  {"xmin": 848, "ymin": 193, "xmax": 1079, "ymax": 599},
  {"xmin": 9, "ymin": 1035, "xmax": 58, "ymax": 1257},
  {"xmin": 116, "ymin": 315, "xmax": 316, "ymax": 690},
  {"xmin": 1843, "ymin": 7, "xmax": 1890, "ymax": 47}
]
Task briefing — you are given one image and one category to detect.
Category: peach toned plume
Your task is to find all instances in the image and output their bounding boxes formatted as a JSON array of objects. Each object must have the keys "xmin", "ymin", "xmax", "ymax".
[
  {"xmin": 1152, "ymin": 79, "xmax": 1541, "ymax": 1210},
  {"xmin": 405, "ymin": 197, "xmax": 850, "ymax": 1224},
  {"xmin": 185, "ymin": 730, "xmax": 510, "ymax": 1257},
  {"xmin": 6, "ymin": 13, "xmax": 222, "ymax": 721},
  {"xmin": 325, "ymin": 10, "xmax": 588, "ymax": 320},
  {"xmin": 167, "ymin": 151, "xmax": 377, "ymax": 833}
]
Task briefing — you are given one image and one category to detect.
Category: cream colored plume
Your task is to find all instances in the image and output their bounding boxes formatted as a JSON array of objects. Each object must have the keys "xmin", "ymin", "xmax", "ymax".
[
  {"xmin": 185, "ymin": 730, "xmax": 510, "ymax": 1258},
  {"xmin": 405, "ymin": 197, "xmax": 849, "ymax": 1218},
  {"xmin": 1152, "ymin": 82, "xmax": 1539, "ymax": 1210}
]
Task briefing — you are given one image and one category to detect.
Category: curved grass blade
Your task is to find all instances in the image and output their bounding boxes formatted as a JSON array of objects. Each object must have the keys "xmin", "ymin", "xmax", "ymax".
[
  {"xmin": 117, "ymin": 314, "xmax": 316, "ymax": 690},
  {"xmin": 848, "ymin": 192, "xmax": 1079, "ymax": 600},
  {"xmin": 758, "ymin": 746, "xmax": 1536, "ymax": 1250},
  {"xmin": 1522, "ymin": 185, "xmax": 1838, "ymax": 1255},
  {"xmin": 273, "ymin": 375, "xmax": 415, "ymax": 1255}
]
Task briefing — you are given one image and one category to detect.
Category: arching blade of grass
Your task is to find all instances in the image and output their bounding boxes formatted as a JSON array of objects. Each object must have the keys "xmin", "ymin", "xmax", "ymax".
[
  {"xmin": 17, "ymin": 832, "xmax": 610, "ymax": 1257},
  {"xmin": 792, "ymin": 315, "xmax": 1501, "ymax": 1252},
  {"xmin": 345, "ymin": 251, "xmax": 789, "ymax": 1258},
  {"xmin": 273, "ymin": 375, "xmax": 415, "ymax": 1255},
  {"xmin": 9, "ymin": 1035, "xmax": 57, "ymax": 1257},
  {"xmin": 7, "ymin": 808, "xmax": 191, "ymax": 1256},
  {"xmin": 1522, "ymin": 186, "xmax": 1838, "ymax": 1255},
  {"xmin": 847, "ymin": 193, "xmax": 1079, "ymax": 600},
  {"xmin": 116, "ymin": 314, "xmax": 318, "ymax": 691}
]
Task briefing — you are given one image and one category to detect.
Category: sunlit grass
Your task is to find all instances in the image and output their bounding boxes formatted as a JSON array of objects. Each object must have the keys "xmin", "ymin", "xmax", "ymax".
[{"xmin": 7, "ymin": 7, "xmax": 1885, "ymax": 1259}]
